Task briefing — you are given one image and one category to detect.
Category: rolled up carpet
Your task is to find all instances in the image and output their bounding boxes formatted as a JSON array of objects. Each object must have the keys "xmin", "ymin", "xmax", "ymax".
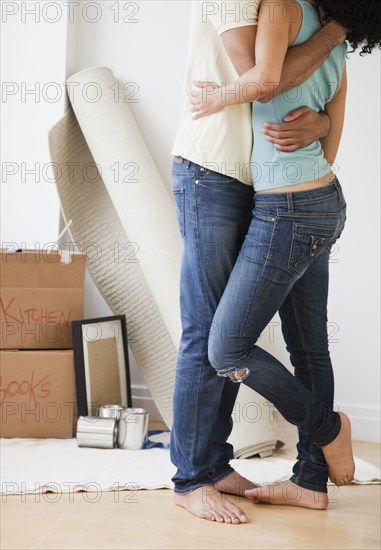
[{"xmin": 48, "ymin": 66, "xmax": 284, "ymax": 458}]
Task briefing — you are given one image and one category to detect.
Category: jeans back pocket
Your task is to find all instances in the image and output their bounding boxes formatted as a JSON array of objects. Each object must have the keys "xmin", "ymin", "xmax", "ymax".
[{"xmin": 288, "ymin": 221, "xmax": 339, "ymax": 276}]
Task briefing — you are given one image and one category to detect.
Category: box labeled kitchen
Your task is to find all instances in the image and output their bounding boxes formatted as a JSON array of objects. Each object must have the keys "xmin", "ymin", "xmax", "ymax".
[
  {"xmin": 0, "ymin": 349, "xmax": 76, "ymax": 438},
  {"xmin": 0, "ymin": 249, "xmax": 86, "ymax": 349}
]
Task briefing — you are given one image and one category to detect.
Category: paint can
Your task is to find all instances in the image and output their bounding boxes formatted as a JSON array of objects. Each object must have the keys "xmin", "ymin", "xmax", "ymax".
[
  {"xmin": 117, "ymin": 408, "xmax": 149, "ymax": 450},
  {"xmin": 76, "ymin": 416, "xmax": 117, "ymax": 449},
  {"xmin": 96, "ymin": 404, "xmax": 124, "ymax": 421}
]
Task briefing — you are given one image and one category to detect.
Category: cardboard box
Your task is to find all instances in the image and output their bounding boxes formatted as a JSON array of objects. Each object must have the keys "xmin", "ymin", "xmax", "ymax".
[
  {"xmin": 0, "ymin": 350, "xmax": 76, "ymax": 438},
  {"xmin": 0, "ymin": 249, "xmax": 86, "ymax": 349}
]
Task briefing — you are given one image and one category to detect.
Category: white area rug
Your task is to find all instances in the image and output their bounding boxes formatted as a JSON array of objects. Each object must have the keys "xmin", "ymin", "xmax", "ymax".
[{"xmin": 1, "ymin": 438, "xmax": 379, "ymax": 495}]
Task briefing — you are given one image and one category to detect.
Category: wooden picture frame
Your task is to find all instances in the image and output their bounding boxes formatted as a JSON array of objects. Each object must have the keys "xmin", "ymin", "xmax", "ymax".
[{"xmin": 72, "ymin": 315, "xmax": 132, "ymax": 416}]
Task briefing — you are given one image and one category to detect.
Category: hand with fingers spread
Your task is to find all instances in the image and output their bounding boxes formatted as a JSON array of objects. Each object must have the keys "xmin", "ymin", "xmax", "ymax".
[
  {"xmin": 190, "ymin": 80, "xmax": 225, "ymax": 120},
  {"xmin": 261, "ymin": 105, "xmax": 331, "ymax": 152}
]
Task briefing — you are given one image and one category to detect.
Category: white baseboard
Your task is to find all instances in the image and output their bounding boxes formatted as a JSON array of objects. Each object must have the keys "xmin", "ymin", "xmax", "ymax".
[
  {"xmin": 130, "ymin": 384, "xmax": 164, "ymax": 423},
  {"xmin": 342, "ymin": 405, "xmax": 380, "ymax": 443}
]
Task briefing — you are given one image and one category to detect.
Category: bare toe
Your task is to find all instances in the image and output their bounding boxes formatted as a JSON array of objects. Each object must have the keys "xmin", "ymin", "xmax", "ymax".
[
  {"xmin": 225, "ymin": 501, "xmax": 246, "ymax": 523},
  {"xmin": 245, "ymin": 488, "xmax": 260, "ymax": 500},
  {"xmin": 174, "ymin": 485, "xmax": 248, "ymax": 523}
]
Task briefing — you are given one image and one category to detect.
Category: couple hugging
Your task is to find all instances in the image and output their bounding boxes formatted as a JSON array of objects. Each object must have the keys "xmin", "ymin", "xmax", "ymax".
[{"xmin": 170, "ymin": 0, "xmax": 380, "ymax": 523}]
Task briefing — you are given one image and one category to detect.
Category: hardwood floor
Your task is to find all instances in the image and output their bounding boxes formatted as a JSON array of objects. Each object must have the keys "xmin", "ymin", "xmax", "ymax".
[{"xmin": 1, "ymin": 422, "xmax": 380, "ymax": 550}]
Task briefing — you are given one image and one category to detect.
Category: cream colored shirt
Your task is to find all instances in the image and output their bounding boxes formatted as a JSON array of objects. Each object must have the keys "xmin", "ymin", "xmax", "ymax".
[{"xmin": 171, "ymin": 1, "xmax": 260, "ymax": 186}]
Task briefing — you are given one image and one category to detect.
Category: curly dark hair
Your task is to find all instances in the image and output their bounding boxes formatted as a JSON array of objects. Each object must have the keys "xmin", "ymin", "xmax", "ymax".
[{"xmin": 315, "ymin": 0, "xmax": 381, "ymax": 55}]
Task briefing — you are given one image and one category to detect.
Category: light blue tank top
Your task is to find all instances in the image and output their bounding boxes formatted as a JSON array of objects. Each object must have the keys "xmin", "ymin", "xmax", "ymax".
[{"xmin": 251, "ymin": 0, "xmax": 347, "ymax": 191}]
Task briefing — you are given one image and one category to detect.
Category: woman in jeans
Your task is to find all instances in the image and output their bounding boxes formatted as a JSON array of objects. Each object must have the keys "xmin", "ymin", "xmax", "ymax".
[{"xmin": 190, "ymin": 0, "xmax": 381, "ymax": 506}]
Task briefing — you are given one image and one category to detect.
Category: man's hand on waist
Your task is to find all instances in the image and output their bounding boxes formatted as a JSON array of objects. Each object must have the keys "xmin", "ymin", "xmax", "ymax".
[{"xmin": 261, "ymin": 106, "xmax": 331, "ymax": 152}]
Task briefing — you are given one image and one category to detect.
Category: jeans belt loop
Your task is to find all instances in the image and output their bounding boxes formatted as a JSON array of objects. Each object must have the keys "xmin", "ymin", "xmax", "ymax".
[
  {"xmin": 287, "ymin": 193, "xmax": 294, "ymax": 213},
  {"xmin": 333, "ymin": 178, "xmax": 343, "ymax": 203}
]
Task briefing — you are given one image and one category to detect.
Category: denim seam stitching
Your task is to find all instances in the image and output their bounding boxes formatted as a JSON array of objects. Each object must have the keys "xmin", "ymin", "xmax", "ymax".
[
  {"xmin": 256, "ymin": 191, "xmax": 339, "ymax": 207},
  {"xmin": 294, "ymin": 222, "xmax": 338, "ymax": 232},
  {"xmin": 289, "ymin": 289, "xmax": 321, "ymax": 487},
  {"xmin": 237, "ymin": 215, "xmax": 278, "ymax": 345},
  {"xmin": 287, "ymin": 223, "xmax": 299, "ymax": 276},
  {"xmin": 278, "ymin": 211, "xmax": 342, "ymax": 219},
  {"xmin": 173, "ymin": 188, "xmax": 185, "ymax": 237},
  {"xmin": 190, "ymin": 176, "xmax": 225, "ymax": 480},
  {"xmin": 290, "ymin": 289, "xmax": 318, "ymax": 395},
  {"xmin": 180, "ymin": 176, "xmax": 212, "ymax": 480},
  {"xmin": 286, "ymin": 223, "xmax": 335, "ymax": 277},
  {"xmin": 198, "ymin": 178, "xmax": 237, "ymax": 185},
  {"xmin": 193, "ymin": 180, "xmax": 216, "ymax": 323}
]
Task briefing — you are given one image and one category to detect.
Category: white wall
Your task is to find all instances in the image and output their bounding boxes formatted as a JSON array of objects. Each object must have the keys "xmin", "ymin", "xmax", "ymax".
[
  {"xmin": 1, "ymin": 1, "xmax": 67, "ymax": 246},
  {"xmin": 2, "ymin": 1, "xmax": 380, "ymax": 441},
  {"xmin": 326, "ymin": 52, "xmax": 380, "ymax": 441}
]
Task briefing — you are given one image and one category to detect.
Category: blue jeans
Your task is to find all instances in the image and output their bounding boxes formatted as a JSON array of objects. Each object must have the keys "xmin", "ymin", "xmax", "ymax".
[
  {"xmin": 208, "ymin": 179, "xmax": 347, "ymax": 493},
  {"xmin": 170, "ymin": 158, "xmax": 254, "ymax": 494}
]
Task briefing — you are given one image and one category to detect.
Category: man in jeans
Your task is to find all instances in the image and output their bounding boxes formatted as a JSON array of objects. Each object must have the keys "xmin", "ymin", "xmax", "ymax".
[{"xmin": 170, "ymin": 1, "xmax": 345, "ymax": 523}]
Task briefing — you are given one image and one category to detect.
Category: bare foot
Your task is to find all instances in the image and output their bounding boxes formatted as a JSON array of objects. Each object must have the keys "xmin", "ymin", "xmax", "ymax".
[
  {"xmin": 245, "ymin": 481, "xmax": 328, "ymax": 510},
  {"xmin": 174, "ymin": 485, "xmax": 248, "ymax": 523},
  {"xmin": 214, "ymin": 470, "xmax": 258, "ymax": 497},
  {"xmin": 321, "ymin": 412, "xmax": 355, "ymax": 486}
]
